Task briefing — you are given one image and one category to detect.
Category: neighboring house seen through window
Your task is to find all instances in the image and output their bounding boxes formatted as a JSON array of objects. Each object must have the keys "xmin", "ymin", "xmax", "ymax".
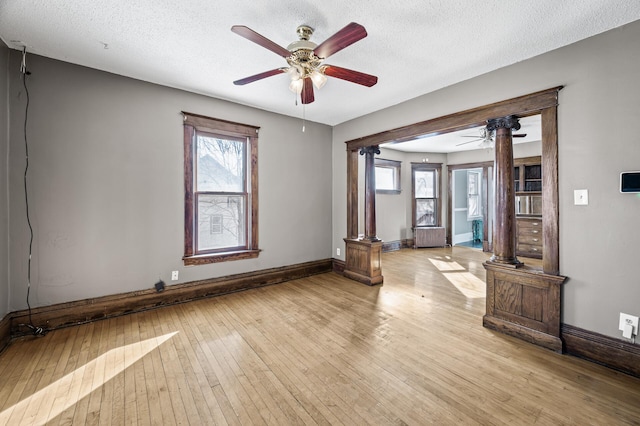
[{"xmin": 183, "ymin": 112, "xmax": 259, "ymax": 265}]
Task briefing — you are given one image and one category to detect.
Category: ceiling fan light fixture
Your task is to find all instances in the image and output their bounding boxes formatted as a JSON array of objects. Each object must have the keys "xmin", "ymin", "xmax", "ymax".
[
  {"xmin": 310, "ymin": 69, "xmax": 327, "ymax": 89},
  {"xmin": 287, "ymin": 66, "xmax": 301, "ymax": 80},
  {"xmin": 289, "ymin": 78, "xmax": 303, "ymax": 94},
  {"xmin": 478, "ymin": 138, "xmax": 494, "ymax": 149}
]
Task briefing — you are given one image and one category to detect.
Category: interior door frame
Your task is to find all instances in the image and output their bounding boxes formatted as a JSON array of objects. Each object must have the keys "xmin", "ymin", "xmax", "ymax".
[
  {"xmin": 345, "ymin": 86, "xmax": 562, "ymax": 275},
  {"xmin": 447, "ymin": 162, "xmax": 494, "ymax": 250}
]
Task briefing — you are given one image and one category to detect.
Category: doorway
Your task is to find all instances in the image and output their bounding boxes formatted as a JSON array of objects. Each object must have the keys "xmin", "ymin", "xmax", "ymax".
[
  {"xmin": 452, "ymin": 168, "xmax": 484, "ymax": 248},
  {"xmin": 344, "ymin": 86, "xmax": 561, "ymax": 276}
]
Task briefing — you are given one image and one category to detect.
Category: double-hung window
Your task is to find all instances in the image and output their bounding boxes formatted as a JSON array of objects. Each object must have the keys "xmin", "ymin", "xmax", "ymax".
[
  {"xmin": 412, "ymin": 163, "xmax": 441, "ymax": 227},
  {"xmin": 183, "ymin": 112, "xmax": 259, "ymax": 265}
]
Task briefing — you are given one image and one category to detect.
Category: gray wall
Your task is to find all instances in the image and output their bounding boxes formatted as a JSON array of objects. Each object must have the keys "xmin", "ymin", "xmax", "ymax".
[
  {"xmin": 0, "ymin": 42, "xmax": 8, "ymax": 319},
  {"xmin": 333, "ymin": 20, "xmax": 640, "ymax": 340},
  {"xmin": 7, "ymin": 53, "xmax": 333, "ymax": 310}
]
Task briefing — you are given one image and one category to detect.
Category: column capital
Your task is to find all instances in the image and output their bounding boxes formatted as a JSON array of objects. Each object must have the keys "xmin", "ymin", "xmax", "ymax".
[
  {"xmin": 487, "ymin": 115, "xmax": 521, "ymax": 132},
  {"xmin": 359, "ymin": 145, "xmax": 380, "ymax": 156}
]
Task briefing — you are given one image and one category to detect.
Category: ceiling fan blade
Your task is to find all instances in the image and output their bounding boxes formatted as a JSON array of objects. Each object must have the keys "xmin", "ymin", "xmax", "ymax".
[
  {"xmin": 456, "ymin": 138, "xmax": 482, "ymax": 146},
  {"xmin": 324, "ymin": 65, "xmax": 378, "ymax": 87},
  {"xmin": 301, "ymin": 78, "xmax": 315, "ymax": 104},
  {"xmin": 513, "ymin": 133, "xmax": 527, "ymax": 138},
  {"xmin": 314, "ymin": 22, "xmax": 367, "ymax": 59},
  {"xmin": 231, "ymin": 25, "xmax": 291, "ymax": 58},
  {"xmin": 233, "ymin": 68, "xmax": 287, "ymax": 85}
]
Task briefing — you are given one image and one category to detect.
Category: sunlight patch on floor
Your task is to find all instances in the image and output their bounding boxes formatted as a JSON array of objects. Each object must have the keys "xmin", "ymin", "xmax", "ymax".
[
  {"xmin": 0, "ymin": 331, "xmax": 178, "ymax": 425},
  {"xmin": 427, "ymin": 257, "xmax": 466, "ymax": 272},
  {"xmin": 443, "ymin": 271, "xmax": 486, "ymax": 299},
  {"xmin": 427, "ymin": 256, "xmax": 486, "ymax": 299}
]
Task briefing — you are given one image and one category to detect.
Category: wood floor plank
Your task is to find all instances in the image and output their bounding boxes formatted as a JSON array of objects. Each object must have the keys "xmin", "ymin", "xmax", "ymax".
[
  {"xmin": 166, "ymin": 305, "xmax": 227, "ymax": 425},
  {"xmin": 1, "ymin": 247, "xmax": 639, "ymax": 425}
]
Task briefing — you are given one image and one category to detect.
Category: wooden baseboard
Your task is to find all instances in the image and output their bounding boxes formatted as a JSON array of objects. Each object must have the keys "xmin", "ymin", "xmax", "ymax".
[
  {"xmin": 0, "ymin": 314, "xmax": 10, "ymax": 353},
  {"xmin": 332, "ymin": 258, "xmax": 345, "ymax": 274},
  {"xmin": 484, "ymin": 314, "xmax": 563, "ymax": 352},
  {"xmin": 9, "ymin": 259, "xmax": 333, "ymax": 336},
  {"xmin": 562, "ymin": 323, "xmax": 640, "ymax": 378}
]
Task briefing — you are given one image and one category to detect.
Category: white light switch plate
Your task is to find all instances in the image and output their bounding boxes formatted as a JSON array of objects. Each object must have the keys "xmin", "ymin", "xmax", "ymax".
[{"xmin": 574, "ymin": 189, "xmax": 589, "ymax": 205}]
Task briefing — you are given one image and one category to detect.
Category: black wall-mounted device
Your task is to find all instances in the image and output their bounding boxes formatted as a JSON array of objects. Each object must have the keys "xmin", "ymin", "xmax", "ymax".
[{"xmin": 620, "ymin": 171, "xmax": 640, "ymax": 193}]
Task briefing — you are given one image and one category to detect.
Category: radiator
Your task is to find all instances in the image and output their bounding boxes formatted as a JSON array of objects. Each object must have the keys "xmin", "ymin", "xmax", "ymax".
[{"xmin": 414, "ymin": 227, "xmax": 446, "ymax": 248}]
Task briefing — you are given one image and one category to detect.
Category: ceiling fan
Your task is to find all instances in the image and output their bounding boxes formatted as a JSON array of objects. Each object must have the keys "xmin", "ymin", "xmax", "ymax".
[
  {"xmin": 231, "ymin": 22, "xmax": 378, "ymax": 104},
  {"xmin": 456, "ymin": 127, "xmax": 527, "ymax": 147}
]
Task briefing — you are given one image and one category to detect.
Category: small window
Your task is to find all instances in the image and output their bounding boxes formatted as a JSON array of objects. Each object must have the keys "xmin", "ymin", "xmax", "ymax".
[
  {"xmin": 467, "ymin": 171, "xmax": 482, "ymax": 220},
  {"xmin": 209, "ymin": 214, "xmax": 223, "ymax": 235},
  {"xmin": 375, "ymin": 158, "xmax": 401, "ymax": 194},
  {"xmin": 183, "ymin": 112, "xmax": 260, "ymax": 265}
]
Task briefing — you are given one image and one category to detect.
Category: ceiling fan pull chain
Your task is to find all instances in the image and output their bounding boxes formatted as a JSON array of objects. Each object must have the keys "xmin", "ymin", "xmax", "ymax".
[{"xmin": 302, "ymin": 104, "xmax": 306, "ymax": 132}]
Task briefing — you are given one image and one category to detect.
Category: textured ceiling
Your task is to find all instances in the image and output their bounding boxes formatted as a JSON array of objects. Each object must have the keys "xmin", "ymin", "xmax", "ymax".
[{"xmin": 1, "ymin": 1, "xmax": 640, "ymax": 127}]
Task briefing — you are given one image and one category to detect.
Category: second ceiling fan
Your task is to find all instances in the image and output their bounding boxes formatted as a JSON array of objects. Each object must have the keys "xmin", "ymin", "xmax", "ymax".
[
  {"xmin": 456, "ymin": 127, "xmax": 527, "ymax": 147},
  {"xmin": 231, "ymin": 22, "xmax": 378, "ymax": 104}
]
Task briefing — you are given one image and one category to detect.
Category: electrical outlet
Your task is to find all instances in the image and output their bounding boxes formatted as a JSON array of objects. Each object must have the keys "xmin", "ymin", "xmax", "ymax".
[
  {"xmin": 336, "ymin": 248, "xmax": 341, "ymax": 256},
  {"xmin": 619, "ymin": 313, "xmax": 639, "ymax": 335},
  {"xmin": 171, "ymin": 270, "xmax": 179, "ymax": 281}
]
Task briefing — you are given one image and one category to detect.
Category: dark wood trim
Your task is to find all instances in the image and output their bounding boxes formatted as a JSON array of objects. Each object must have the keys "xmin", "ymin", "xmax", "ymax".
[
  {"xmin": 562, "ymin": 324, "xmax": 640, "ymax": 378},
  {"xmin": 344, "ymin": 87, "xmax": 562, "ymax": 151},
  {"xmin": 382, "ymin": 240, "xmax": 402, "ymax": 252},
  {"xmin": 182, "ymin": 111, "xmax": 259, "ymax": 137},
  {"xmin": 183, "ymin": 249, "xmax": 261, "ymax": 266},
  {"xmin": 183, "ymin": 113, "xmax": 260, "ymax": 265},
  {"xmin": 249, "ymin": 133, "xmax": 259, "ymax": 249},
  {"xmin": 9, "ymin": 259, "xmax": 332, "ymax": 336},
  {"xmin": 447, "ymin": 161, "xmax": 494, "ymax": 170},
  {"xmin": 347, "ymin": 149, "xmax": 359, "ymax": 239},
  {"xmin": 0, "ymin": 315, "xmax": 10, "ymax": 354},
  {"xmin": 541, "ymin": 107, "xmax": 560, "ymax": 275},
  {"xmin": 183, "ymin": 124, "xmax": 195, "ymax": 257},
  {"xmin": 332, "ymin": 258, "xmax": 346, "ymax": 274}
]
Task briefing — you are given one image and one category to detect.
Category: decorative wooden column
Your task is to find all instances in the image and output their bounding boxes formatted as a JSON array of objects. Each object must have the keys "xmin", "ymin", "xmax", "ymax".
[
  {"xmin": 488, "ymin": 115, "xmax": 522, "ymax": 267},
  {"xmin": 362, "ymin": 146, "xmax": 381, "ymax": 242},
  {"xmin": 483, "ymin": 115, "xmax": 566, "ymax": 352},
  {"xmin": 343, "ymin": 145, "xmax": 383, "ymax": 286}
]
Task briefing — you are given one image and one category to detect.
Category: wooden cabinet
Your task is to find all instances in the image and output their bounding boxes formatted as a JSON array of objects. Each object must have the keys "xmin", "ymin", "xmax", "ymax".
[
  {"xmin": 515, "ymin": 156, "xmax": 542, "ymax": 259},
  {"xmin": 516, "ymin": 217, "xmax": 542, "ymax": 258}
]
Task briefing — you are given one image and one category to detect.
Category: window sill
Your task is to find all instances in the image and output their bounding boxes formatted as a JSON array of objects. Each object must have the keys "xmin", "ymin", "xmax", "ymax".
[
  {"xmin": 376, "ymin": 189, "xmax": 401, "ymax": 195},
  {"xmin": 183, "ymin": 249, "xmax": 261, "ymax": 266}
]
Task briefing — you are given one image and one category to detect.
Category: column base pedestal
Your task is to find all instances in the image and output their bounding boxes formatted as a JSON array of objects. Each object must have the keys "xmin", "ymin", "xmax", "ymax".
[
  {"xmin": 343, "ymin": 238, "xmax": 383, "ymax": 286},
  {"xmin": 483, "ymin": 262, "xmax": 566, "ymax": 352}
]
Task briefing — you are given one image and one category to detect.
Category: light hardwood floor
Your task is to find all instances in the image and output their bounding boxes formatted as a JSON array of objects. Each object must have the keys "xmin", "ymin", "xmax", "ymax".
[{"xmin": 1, "ymin": 247, "xmax": 639, "ymax": 425}]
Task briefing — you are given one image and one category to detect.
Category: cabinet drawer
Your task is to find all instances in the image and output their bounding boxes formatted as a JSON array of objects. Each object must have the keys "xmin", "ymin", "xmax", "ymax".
[
  {"xmin": 517, "ymin": 219, "xmax": 542, "ymax": 229},
  {"xmin": 518, "ymin": 234, "xmax": 542, "ymax": 245},
  {"xmin": 518, "ymin": 243, "xmax": 542, "ymax": 255}
]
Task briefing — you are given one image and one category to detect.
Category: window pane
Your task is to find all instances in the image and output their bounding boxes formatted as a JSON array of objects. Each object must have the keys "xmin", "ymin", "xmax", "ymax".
[
  {"xmin": 197, "ymin": 135, "xmax": 245, "ymax": 192},
  {"xmin": 468, "ymin": 195, "xmax": 481, "ymax": 218},
  {"xmin": 416, "ymin": 199, "xmax": 436, "ymax": 226},
  {"xmin": 415, "ymin": 171, "xmax": 435, "ymax": 198},
  {"xmin": 375, "ymin": 166, "xmax": 395, "ymax": 190},
  {"xmin": 197, "ymin": 195, "xmax": 245, "ymax": 251}
]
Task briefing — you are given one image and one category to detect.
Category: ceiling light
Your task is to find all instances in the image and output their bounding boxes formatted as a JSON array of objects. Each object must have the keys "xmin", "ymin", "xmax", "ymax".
[
  {"xmin": 289, "ymin": 78, "xmax": 303, "ymax": 94},
  {"xmin": 310, "ymin": 70, "xmax": 327, "ymax": 89}
]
